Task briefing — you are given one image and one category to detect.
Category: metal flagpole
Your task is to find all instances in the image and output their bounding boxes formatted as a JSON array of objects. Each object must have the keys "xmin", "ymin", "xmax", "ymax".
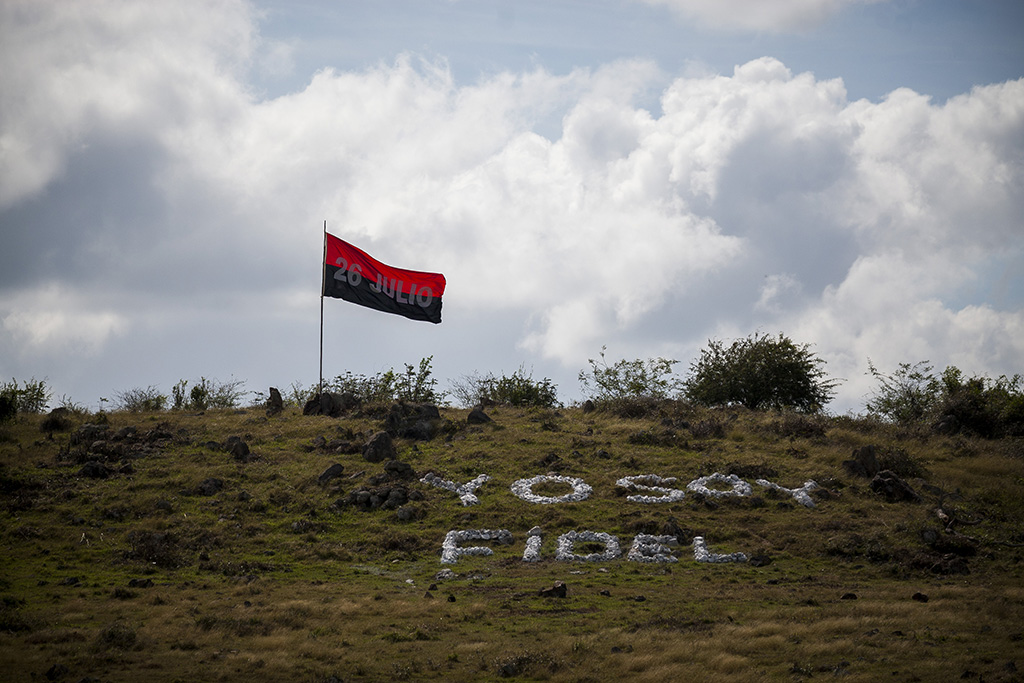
[{"xmin": 319, "ymin": 220, "xmax": 326, "ymax": 400}]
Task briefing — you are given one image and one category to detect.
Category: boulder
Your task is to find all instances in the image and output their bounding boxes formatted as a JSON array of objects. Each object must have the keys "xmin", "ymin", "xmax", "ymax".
[
  {"xmin": 842, "ymin": 445, "xmax": 880, "ymax": 478},
  {"xmin": 538, "ymin": 581, "xmax": 568, "ymax": 598},
  {"xmin": 266, "ymin": 387, "xmax": 284, "ymax": 416},
  {"xmin": 362, "ymin": 431, "xmax": 396, "ymax": 463},
  {"xmin": 78, "ymin": 461, "xmax": 111, "ymax": 479},
  {"xmin": 869, "ymin": 470, "xmax": 921, "ymax": 503},
  {"xmin": 386, "ymin": 403, "xmax": 442, "ymax": 440},
  {"xmin": 467, "ymin": 406, "xmax": 492, "ymax": 424},
  {"xmin": 302, "ymin": 392, "xmax": 360, "ymax": 417},
  {"xmin": 318, "ymin": 463, "xmax": 345, "ymax": 485},
  {"xmin": 225, "ymin": 436, "xmax": 252, "ymax": 462},
  {"xmin": 196, "ymin": 477, "xmax": 224, "ymax": 496}
]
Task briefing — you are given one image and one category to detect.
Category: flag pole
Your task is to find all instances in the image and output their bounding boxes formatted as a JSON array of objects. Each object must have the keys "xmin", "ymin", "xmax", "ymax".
[{"xmin": 319, "ymin": 220, "xmax": 326, "ymax": 400}]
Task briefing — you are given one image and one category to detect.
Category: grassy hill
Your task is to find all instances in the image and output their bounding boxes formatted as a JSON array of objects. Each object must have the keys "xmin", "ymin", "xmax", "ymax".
[{"xmin": 1, "ymin": 401, "xmax": 1022, "ymax": 681}]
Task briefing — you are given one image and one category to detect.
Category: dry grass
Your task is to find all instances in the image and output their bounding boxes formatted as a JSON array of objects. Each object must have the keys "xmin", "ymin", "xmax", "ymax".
[{"xmin": 1, "ymin": 405, "xmax": 1023, "ymax": 681}]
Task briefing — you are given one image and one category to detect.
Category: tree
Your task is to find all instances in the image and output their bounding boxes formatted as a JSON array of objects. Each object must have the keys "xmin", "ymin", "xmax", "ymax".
[{"xmin": 683, "ymin": 333, "xmax": 837, "ymax": 412}]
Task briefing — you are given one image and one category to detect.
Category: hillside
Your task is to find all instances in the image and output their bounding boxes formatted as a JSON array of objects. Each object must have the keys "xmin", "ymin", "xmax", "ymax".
[{"xmin": 1, "ymin": 401, "xmax": 1022, "ymax": 682}]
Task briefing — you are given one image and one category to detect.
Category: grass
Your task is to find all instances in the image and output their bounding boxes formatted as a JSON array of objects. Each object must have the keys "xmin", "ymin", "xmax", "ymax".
[{"xmin": 1, "ymin": 403, "xmax": 1023, "ymax": 681}]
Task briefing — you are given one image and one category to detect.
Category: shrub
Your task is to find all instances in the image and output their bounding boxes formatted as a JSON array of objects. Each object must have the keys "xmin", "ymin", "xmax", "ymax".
[
  {"xmin": 683, "ymin": 333, "xmax": 837, "ymax": 412},
  {"xmin": 326, "ymin": 356, "xmax": 445, "ymax": 405},
  {"xmin": 172, "ymin": 377, "xmax": 248, "ymax": 411},
  {"xmin": 0, "ymin": 394, "xmax": 15, "ymax": 426},
  {"xmin": 865, "ymin": 361, "xmax": 942, "ymax": 425},
  {"xmin": 450, "ymin": 366, "xmax": 559, "ymax": 408},
  {"xmin": 865, "ymin": 362, "xmax": 1024, "ymax": 437},
  {"xmin": 113, "ymin": 386, "xmax": 168, "ymax": 412},
  {"xmin": 578, "ymin": 347, "xmax": 681, "ymax": 401},
  {"xmin": 0, "ymin": 377, "xmax": 51, "ymax": 414},
  {"xmin": 935, "ymin": 367, "xmax": 1024, "ymax": 438}
]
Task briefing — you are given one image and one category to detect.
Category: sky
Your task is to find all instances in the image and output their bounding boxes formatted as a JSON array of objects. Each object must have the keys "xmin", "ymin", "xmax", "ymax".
[{"xmin": 1, "ymin": 0, "xmax": 1022, "ymax": 414}]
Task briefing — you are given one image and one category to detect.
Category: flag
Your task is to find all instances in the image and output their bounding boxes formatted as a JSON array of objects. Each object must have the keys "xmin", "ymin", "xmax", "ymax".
[{"xmin": 323, "ymin": 232, "xmax": 445, "ymax": 324}]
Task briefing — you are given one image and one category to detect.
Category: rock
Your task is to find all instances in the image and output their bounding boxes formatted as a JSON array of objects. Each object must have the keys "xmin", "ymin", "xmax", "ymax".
[
  {"xmin": 127, "ymin": 578, "xmax": 154, "ymax": 588},
  {"xmin": 841, "ymin": 593, "xmax": 858, "ymax": 600},
  {"xmin": 912, "ymin": 592, "xmax": 929, "ymax": 602},
  {"xmin": 196, "ymin": 477, "xmax": 224, "ymax": 496},
  {"xmin": 362, "ymin": 431, "xmax": 396, "ymax": 463},
  {"xmin": 302, "ymin": 392, "xmax": 360, "ymax": 417},
  {"xmin": 44, "ymin": 663, "xmax": 69, "ymax": 681},
  {"xmin": 386, "ymin": 403, "xmax": 442, "ymax": 440},
  {"xmin": 70, "ymin": 423, "xmax": 110, "ymax": 446},
  {"xmin": 869, "ymin": 470, "xmax": 921, "ymax": 503},
  {"xmin": 582, "ymin": 399, "xmax": 595, "ymax": 413},
  {"xmin": 266, "ymin": 387, "xmax": 284, "ymax": 416},
  {"xmin": 318, "ymin": 463, "xmax": 345, "ymax": 485},
  {"xmin": 749, "ymin": 554, "xmax": 773, "ymax": 567},
  {"xmin": 467, "ymin": 406, "xmax": 492, "ymax": 424},
  {"xmin": 383, "ymin": 460, "xmax": 416, "ymax": 480},
  {"xmin": 225, "ymin": 436, "xmax": 252, "ymax": 462},
  {"xmin": 538, "ymin": 581, "xmax": 568, "ymax": 598},
  {"xmin": 842, "ymin": 445, "xmax": 880, "ymax": 478},
  {"xmin": 40, "ymin": 407, "xmax": 71, "ymax": 433},
  {"xmin": 78, "ymin": 461, "xmax": 111, "ymax": 479}
]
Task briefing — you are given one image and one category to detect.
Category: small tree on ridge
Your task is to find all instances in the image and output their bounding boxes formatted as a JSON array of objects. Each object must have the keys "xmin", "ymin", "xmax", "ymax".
[{"xmin": 683, "ymin": 333, "xmax": 837, "ymax": 412}]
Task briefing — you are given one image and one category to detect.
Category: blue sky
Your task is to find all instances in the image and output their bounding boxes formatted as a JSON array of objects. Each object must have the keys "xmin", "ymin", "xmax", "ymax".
[{"xmin": 1, "ymin": 0, "xmax": 1022, "ymax": 413}]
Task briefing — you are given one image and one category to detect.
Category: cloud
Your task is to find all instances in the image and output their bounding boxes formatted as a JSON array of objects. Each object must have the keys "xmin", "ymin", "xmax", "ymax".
[
  {"xmin": 633, "ymin": 0, "xmax": 887, "ymax": 32},
  {"xmin": 1, "ymin": 2, "xmax": 1021, "ymax": 413},
  {"xmin": 2, "ymin": 284, "xmax": 128, "ymax": 354}
]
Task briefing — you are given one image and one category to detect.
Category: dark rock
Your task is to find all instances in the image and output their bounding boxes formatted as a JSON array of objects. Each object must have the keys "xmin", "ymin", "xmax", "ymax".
[
  {"xmin": 362, "ymin": 431, "xmax": 396, "ymax": 463},
  {"xmin": 842, "ymin": 445, "xmax": 880, "ymax": 478},
  {"xmin": 44, "ymin": 663, "xmax": 69, "ymax": 681},
  {"xmin": 266, "ymin": 387, "xmax": 284, "ymax": 416},
  {"xmin": 78, "ymin": 461, "xmax": 111, "ymax": 479},
  {"xmin": 127, "ymin": 578, "xmax": 154, "ymax": 588},
  {"xmin": 841, "ymin": 593, "xmax": 858, "ymax": 600},
  {"xmin": 70, "ymin": 423, "xmax": 110, "ymax": 446},
  {"xmin": 40, "ymin": 407, "xmax": 72, "ymax": 433},
  {"xmin": 749, "ymin": 554, "xmax": 773, "ymax": 567},
  {"xmin": 196, "ymin": 477, "xmax": 224, "ymax": 496},
  {"xmin": 113, "ymin": 426, "xmax": 138, "ymax": 441},
  {"xmin": 912, "ymin": 592, "xmax": 929, "ymax": 602},
  {"xmin": 538, "ymin": 581, "xmax": 567, "ymax": 598},
  {"xmin": 386, "ymin": 403, "xmax": 442, "ymax": 440},
  {"xmin": 869, "ymin": 470, "xmax": 921, "ymax": 503},
  {"xmin": 225, "ymin": 436, "xmax": 252, "ymax": 462},
  {"xmin": 467, "ymin": 406, "xmax": 492, "ymax": 424},
  {"xmin": 58, "ymin": 577, "xmax": 80, "ymax": 586},
  {"xmin": 303, "ymin": 391, "xmax": 360, "ymax": 417},
  {"xmin": 383, "ymin": 460, "xmax": 416, "ymax": 480},
  {"xmin": 582, "ymin": 399, "xmax": 595, "ymax": 413},
  {"xmin": 318, "ymin": 463, "xmax": 345, "ymax": 485}
]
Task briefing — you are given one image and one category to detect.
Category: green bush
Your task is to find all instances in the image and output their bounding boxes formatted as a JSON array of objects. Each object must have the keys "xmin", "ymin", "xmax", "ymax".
[
  {"xmin": 326, "ymin": 356, "xmax": 445, "ymax": 405},
  {"xmin": 113, "ymin": 386, "xmax": 168, "ymax": 412},
  {"xmin": 578, "ymin": 347, "xmax": 681, "ymax": 401},
  {"xmin": 682, "ymin": 333, "xmax": 837, "ymax": 412},
  {"xmin": 865, "ymin": 361, "xmax": 1024, "ymax": 437},
  {"xmin": 0, "ymin": 394, "xmax": 15, "ymax": 425},
  {"xmin": 450, "ymin": 367, "xmax": 559, "ymax": 408},
  {"xmin": 172, "ymin": 377, "xmax": 248, "ymax": 411},
  {"xmin": 864, "ymin": 360, "xmax": 942, "ymax": 425},
  {"xmin": 0, "ymin": 378, "xmax": 51, "ymax": 414}
]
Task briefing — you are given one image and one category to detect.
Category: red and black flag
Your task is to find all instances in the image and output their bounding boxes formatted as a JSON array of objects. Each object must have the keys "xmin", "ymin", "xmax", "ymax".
[{"xmin": 323, "ymin": 232, "xmax": 445, "ymax": 324}]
